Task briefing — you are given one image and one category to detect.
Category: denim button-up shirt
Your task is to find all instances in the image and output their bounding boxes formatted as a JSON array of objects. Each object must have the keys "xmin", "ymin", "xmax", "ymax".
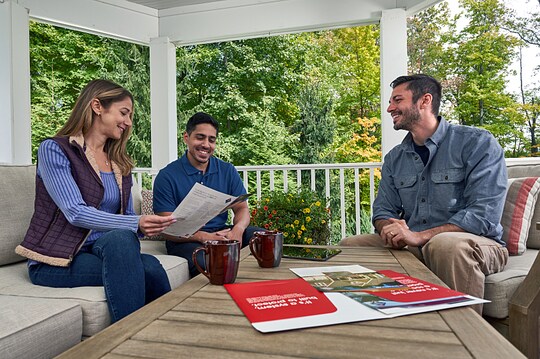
[{"xmin": 373, "ymin": 117, "xmax": 507, "ymax": 244}]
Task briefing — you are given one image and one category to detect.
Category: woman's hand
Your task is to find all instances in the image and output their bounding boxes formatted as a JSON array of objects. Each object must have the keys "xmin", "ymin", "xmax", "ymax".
[{"xmin": 138, "ymin": 215, "xmax": 176, "ymax": 237}]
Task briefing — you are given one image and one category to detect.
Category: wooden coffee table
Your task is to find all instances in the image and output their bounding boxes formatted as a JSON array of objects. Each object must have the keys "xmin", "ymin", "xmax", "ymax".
[{"xmin": 58, "ymin": 246, "xmax": 524, "ymax": 358}]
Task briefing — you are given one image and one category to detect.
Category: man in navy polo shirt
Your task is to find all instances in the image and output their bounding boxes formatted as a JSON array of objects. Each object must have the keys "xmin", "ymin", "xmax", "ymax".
[{"xmin": 153, "ymin": 112, "xmax": 261, "ymax": 277}]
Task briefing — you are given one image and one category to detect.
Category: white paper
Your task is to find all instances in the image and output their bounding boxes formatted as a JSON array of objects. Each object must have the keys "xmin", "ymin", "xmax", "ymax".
[
  {"xmin": 162, "ymin": 182, "xmax": 251, "ymax": 238},
  {"xmin": 252, "ymin": 292, "xmax": 486, "ymax": 333}
]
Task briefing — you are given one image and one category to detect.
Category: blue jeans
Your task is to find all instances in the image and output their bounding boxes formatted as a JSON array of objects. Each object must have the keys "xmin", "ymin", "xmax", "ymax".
[
  {"xmin": 28, "ymin": 229, "xmax": 171, "ymax": 322},
  {"xmin": 166, "ymin": 225, "xmax": 264, "ymax": 277}
]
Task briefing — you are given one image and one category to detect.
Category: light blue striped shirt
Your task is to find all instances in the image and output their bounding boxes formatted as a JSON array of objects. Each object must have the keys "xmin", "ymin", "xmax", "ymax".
[{"xmin": 36, "ymin": 139, "xmax": 140, "ymax": 249}]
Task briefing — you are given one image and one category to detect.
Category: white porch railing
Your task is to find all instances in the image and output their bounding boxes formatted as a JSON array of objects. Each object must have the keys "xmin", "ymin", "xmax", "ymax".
[
  {"xmin": 235, "ymin": 163, "xmax": 383, "ymax": 240},
  {"xmin": 132, "ymin": 157, "xmax": 540, "ymax": 242},
  {"xmin": 132, "ymin": 162, "xmax": 383, "ymax": 240}
]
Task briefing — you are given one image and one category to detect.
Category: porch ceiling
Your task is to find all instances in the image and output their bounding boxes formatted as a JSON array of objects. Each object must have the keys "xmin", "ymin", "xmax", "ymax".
[{"xmin": 19, "ymin": 0, "xmax": 442, "ymax": 46}]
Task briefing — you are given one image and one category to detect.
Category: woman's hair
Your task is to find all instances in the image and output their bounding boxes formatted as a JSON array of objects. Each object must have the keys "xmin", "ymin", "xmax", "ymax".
[{"xmin": 56, "ymin": 79, "xmax": 135, "ymax": 175}]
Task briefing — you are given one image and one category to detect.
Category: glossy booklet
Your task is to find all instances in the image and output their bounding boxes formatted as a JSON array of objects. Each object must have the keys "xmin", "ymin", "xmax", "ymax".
[{"xmin": 225, "ymin": 264, "xmax": 487, "ymax": 333}]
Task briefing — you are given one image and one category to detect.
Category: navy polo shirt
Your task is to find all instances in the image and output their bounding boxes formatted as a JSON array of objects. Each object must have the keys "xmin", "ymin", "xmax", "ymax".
[{"xmin": 153, "ymin": 151, "xmax": 247, "ymax": 231}]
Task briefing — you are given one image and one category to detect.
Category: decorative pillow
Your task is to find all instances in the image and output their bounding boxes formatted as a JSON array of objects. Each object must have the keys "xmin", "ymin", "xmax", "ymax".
[
  {"xmin": 500, "ymin": 177, "xmax": 540, "ymax": 255},
  {"xmin": 141, "ymin": 189, "xmax": 155, "ymax": 216}
]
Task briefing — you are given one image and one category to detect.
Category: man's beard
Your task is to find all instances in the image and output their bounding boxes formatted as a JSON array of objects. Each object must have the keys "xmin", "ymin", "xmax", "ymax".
[{"xmin": 393, "ymin": 105, "xmax": 421, "ymax": 131}]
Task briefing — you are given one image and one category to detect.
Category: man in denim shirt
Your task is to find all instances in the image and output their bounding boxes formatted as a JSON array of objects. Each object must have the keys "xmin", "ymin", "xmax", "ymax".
[{"xmin": 341, "ymin": 74, "xmax": 509, "ymax": 314}]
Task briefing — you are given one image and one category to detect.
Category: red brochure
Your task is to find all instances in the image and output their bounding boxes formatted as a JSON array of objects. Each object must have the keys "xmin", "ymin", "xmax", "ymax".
[{"xmin": 225, "ymin": 278, "xmax": 337, "ymax": 323}]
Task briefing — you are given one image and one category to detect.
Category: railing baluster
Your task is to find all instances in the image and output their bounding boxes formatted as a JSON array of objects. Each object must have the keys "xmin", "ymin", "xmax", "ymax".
[
  {"xmin": 243, "ymin": 170, "xmax": 248, "ymax": 193},
  {"xmin": 325, "ymin": 168, "xmax": 330, "ymax": 200},
  {"xmin": 283, "ymin": 170, "xmax": 288, "ymax": 193},
  {"xmin": 311, "ymin": 169, "xmax": 316, "ymax": 191},
  {"xmin": 270, "ymin": 169, "xmax": 274, "ymax": 191},
  {"xmin": 297, "ymin": 169, "xmax": 301, "ymax": 190},
  {"xmin": 340, "ymin": 168, "xmax": 346, "ymax": 240},
  {"xmin": 370, "ymin": 168, "xmax": 375, "ymax": 233},
  {"xmin": 256, "ymin": 170, "xmax": 262, "ymax": 200},
  {"xmin": 354, "ymin": 168, "xmax": 360, "ymax": 235}
]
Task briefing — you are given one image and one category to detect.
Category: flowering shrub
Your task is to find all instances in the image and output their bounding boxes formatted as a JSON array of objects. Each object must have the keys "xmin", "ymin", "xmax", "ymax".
[{"xmin": 250, "ymin": 190, "xmax": 331, "ymax": 245}]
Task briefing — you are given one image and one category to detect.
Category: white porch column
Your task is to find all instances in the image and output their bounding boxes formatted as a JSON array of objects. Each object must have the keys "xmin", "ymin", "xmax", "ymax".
[
  {"xmin": 380, "ymin": 8, "xmax": 408, "ymax": 158},
  {"xmin": 0, "ymin": 0, "xmax": 31, "ymax": 164},
  {"xmin": 149, "ymin": 37, "xmax": 178, "ymax": 171}
]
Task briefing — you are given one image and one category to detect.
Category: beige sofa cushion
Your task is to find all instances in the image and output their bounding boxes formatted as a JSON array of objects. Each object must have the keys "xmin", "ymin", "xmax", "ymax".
[
  {"xmin": 0, "ymin": 165, "xmax": 36, "ymax": 266},
  {"xmin": 0, "ymin": 295, "xmax": 82, "ymax": 359},
  {"xmin": 132, "ymin": 178, "xmax": 143, "ymax": 215},
  {"xmin": 0, "ymin": 262, "xmax": 109, "ymax": 337},
  {"xmin": 507, "ymin": 164, "xmax": 540, "ymax": 249},
  {"xmin": 484, "ymin": 248, "xmax": 539, "ymax": 318}
]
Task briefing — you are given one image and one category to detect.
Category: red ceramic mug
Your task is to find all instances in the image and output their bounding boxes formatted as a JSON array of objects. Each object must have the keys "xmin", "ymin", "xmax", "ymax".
[
  {"xmin": 249, "ymin": 230, "xmax": 283, "ymax": 268},
  {"xmin": 192, "ymin": 239, "xmax": 240, "ymax": 285}
]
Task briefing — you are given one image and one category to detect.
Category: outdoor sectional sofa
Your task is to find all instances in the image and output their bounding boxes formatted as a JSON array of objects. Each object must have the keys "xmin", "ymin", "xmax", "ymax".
[
  {"xmin": 0, "ymin": 164, "xmax": 189, "ymax": 359},
  {"xmin": 1, "ymin": 162, "xmax": 540, "ymax": 358}
]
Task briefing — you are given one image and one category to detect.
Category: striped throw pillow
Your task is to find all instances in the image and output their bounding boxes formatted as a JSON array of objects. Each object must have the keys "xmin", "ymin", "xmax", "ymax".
[{"xmin": 501, "ymin": 177, "xmax": 540, "ymax": 255}]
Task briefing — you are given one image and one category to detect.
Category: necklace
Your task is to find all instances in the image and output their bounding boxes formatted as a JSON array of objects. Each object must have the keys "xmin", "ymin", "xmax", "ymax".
[{"xmin": 85, "ymin": 144, "xmax": 110, "ymax": 167}]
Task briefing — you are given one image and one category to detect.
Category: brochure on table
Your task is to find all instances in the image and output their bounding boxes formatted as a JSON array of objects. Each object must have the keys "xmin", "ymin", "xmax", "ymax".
[
  {"xmin": 162, "ymin": 182, "xmax": 252, "ymax": 238},
  {"xmin": 225, "ymin": 264, "xmax": 487, "ymax": 333}
]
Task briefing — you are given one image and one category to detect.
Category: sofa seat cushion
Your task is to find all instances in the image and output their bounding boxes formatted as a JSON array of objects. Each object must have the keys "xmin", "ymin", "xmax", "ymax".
[
  {"xmin": 483, "ymin": 249, "xmax": 539, "ymax": 318},
  {"xmin": 0, "ymin": 262, "xmax": 109, "ymax": 337},
  {"xmin": 0, "ymin": 295, "xmax": 82, "ymax": 359},
  {"xmin": 0, "ymin": 251, "xmax": 188, "ymax": 337},
  {"xmin": 141, "ymin": 241, "xmax": 190, "ymax": 288}
]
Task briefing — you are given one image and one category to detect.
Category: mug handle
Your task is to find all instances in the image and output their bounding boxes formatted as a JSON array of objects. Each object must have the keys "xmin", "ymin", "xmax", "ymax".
[
  {"xmin": 192, "ymin": 246, "xmax": 210, "ymax": 279},
  {"xmin": 249, "ymin": 235, "xmax": 262, "ymax": 262}
]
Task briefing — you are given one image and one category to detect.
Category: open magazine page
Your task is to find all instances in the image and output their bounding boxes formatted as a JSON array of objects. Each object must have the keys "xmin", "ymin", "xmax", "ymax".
[
  {"xmin": 297, "ymin": 268, "xmax": 409, "ymax": 292},
  {"xmin": 162, "ymin": 183, "xmax": 250, "ymax": 238},
  {"xmin": 290, "ymin": 265, "xmax": 487, "ymax": 315}
]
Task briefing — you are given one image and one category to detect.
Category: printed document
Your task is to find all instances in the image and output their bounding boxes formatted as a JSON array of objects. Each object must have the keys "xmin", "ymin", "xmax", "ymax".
[{"xmin": 162, "ymin": 182, "xmax": 251, "ymax": 238}]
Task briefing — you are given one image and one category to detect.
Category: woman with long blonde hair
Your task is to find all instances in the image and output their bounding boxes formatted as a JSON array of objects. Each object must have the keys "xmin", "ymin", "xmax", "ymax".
[{"xmin": 17, "ymin": 79, "xmax": 176, "ymax": 322}]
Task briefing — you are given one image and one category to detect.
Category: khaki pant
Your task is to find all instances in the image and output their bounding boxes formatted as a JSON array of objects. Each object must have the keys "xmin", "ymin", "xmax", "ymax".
[{"xmin": 339, "ymin": 232, "xmax": 509, "ymax": 315}]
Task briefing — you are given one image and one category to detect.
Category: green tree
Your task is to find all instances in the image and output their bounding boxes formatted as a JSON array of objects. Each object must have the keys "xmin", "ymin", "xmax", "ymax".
[
  {"xmin": 501, "ymin": 0, "xmax": 540, "ymax": 155},
  {"xmin": 29, "ymin": 22, "xmax": 152, "ymax": 165},
  {"xmin": 446, "ymin": 0, "xmax": 519, "ymax": 127},
  {"xmin": 175, "ymin": 36, "xmax": 309, "ymax": 165},
  {"xmin": 30, "ymin": 22, "xmax": 103, "ymax": 159},
  {"xmin": 292, "ymin": 82, "xmax": 334, "ymax": 165},
  {"xmin": 407, "ymin": 1, "xmax": 455, "ymax": 81}
]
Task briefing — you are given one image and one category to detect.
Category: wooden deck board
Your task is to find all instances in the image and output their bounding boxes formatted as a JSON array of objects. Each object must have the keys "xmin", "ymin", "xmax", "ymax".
[{"xmin": 132, "ymin": 320, "xmax": 471, "ymax": 359}]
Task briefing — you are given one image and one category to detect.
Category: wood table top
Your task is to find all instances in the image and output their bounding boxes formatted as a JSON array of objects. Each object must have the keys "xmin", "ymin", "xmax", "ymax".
[{"xmin": 57, "ymin": 245, "xmax": 524, "ymax": 359}]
